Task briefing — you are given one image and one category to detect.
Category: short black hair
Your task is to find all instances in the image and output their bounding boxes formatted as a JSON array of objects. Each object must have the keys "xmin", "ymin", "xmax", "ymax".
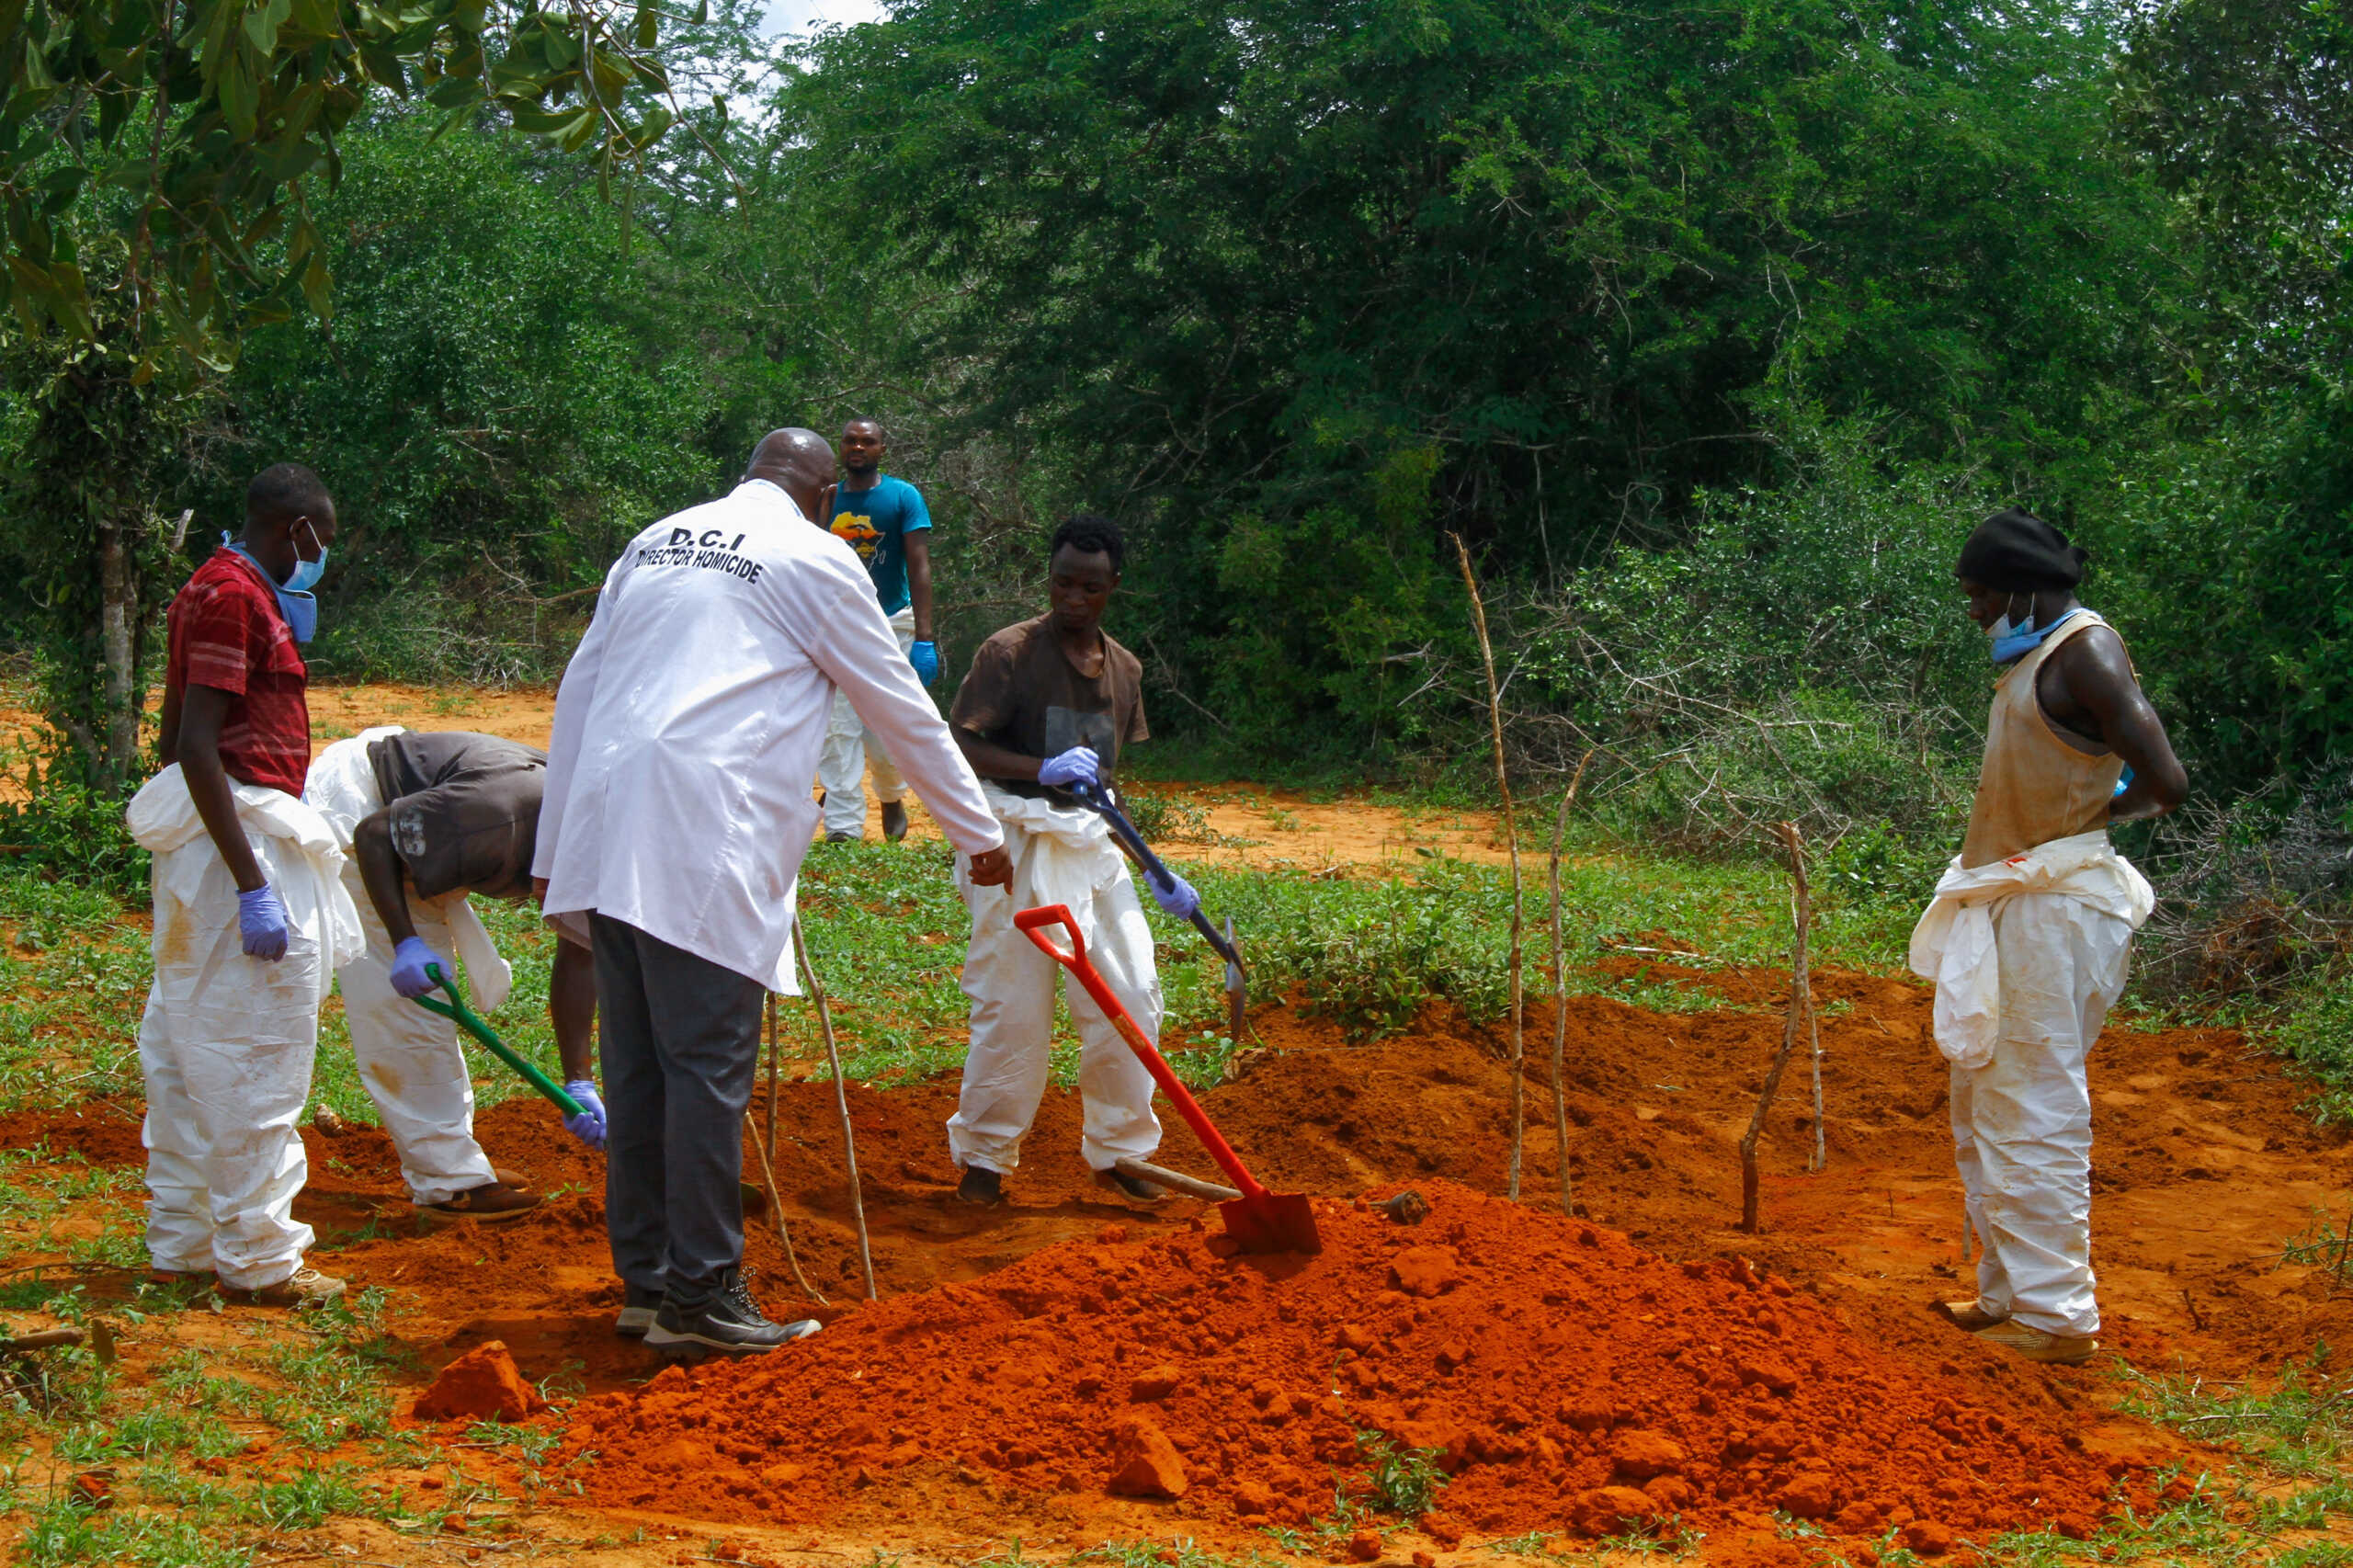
[
  {"xmin": 1050, "ymin": 512, "xmax": 1124, "ymax": 574},
  {"xmin": 844, "ymin": 415, "xmax": 885, "ymax": 437},
  {"xmin": 245, "ymin": 462, "xmax": 332, "ymax": 528}
]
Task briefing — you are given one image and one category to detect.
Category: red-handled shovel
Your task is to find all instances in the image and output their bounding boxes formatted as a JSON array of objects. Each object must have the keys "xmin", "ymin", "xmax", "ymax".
[{"xmin": 1016, "ymin": 903, "xmax": 1322, "ymax": 1256}]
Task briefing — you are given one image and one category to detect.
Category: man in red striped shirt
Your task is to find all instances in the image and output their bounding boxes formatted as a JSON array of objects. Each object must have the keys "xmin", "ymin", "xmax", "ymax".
[{"xmin": 131, "ymin": 463, "xmax": 358, "ymax": 1308}]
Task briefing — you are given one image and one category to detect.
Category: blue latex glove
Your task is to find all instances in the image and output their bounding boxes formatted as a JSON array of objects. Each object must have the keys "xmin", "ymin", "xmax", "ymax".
[
  {"xmin": 237, "ymin": 885, "xmax": 290, "ymax": 961},
  {"xmin": 1147, "ymin": 869, "xmax": 1201, "ymax": 921},
  {"xmin": 1038, "ymin": 746, "xmax": 1101, "ymax": 790},
  {"xmin": 909, "ymin": 640, "xmax": 941, "ymax": 686},
  {"xmin": 390, "ymin": 937, "xmax": 449, "ymax": 1001},
  {"xmin": 563, "ymin": 1080, "xmax": 608, "ymax": 1151}
]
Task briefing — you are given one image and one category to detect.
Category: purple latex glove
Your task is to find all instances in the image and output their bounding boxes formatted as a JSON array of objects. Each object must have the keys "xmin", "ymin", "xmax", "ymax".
[
  {"xmin": 1038, "ymin": 746, "xmax": 1101, "ymax": 790},
  {"xmin": 237, "ymin": 884, "xmax": 290, "ymax": 960},
  {"xmin": 563, "ymin": 1080, "xmax": 608, "ymax": 1151},
  {"xmin": 1147, "ymin": 869, "xmax": 1200, "ymax": 920},
  {"xmin": 390, "ymin": 937, "xmax": 449, "ymax": 1000}
]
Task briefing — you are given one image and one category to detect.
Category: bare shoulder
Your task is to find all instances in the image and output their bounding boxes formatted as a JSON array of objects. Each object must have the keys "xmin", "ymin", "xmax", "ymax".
[{"xmin": 2054, "ymin": 619, "xmax": 2134, "ymax": 677}]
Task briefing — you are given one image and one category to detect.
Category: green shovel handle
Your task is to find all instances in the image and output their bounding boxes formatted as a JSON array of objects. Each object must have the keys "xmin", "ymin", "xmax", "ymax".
[{"xmin": 410, "ymin": 963, "xmax": 585, "ymax": 1118}]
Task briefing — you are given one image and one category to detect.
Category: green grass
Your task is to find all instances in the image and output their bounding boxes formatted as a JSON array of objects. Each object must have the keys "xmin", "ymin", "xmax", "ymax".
[
  {"xmin": 2120, "ymin": 1346, "xmax": 2353, "ymax": 1479},
  {"xmin": 0, "ymin": 803, "xmax": 1932, "ymax": 1129}
]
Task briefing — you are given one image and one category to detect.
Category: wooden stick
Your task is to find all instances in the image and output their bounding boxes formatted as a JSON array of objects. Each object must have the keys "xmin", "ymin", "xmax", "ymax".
[
  {"xmin": 1807, "ymin": 973, "xmax": 1825, "ymax": 1174},
  {"xmin": 1116, "ymin": 1156, "xmax": 1243, "ymax": 1203},
  {"xmin": 794, "ymin": 917, "xmax": 877, "ymax": 1302},
  {"xmin": 1548, "ymin": 753, "xmax": 1591, "ymax": 1217},
  {"xmin": 1739, "ymin": 823, "xmax": 1812, "ymax": 1233},
  {"xmin": 1451, "ymin": 533, "xmax": 1525, "ymax": 1199}
]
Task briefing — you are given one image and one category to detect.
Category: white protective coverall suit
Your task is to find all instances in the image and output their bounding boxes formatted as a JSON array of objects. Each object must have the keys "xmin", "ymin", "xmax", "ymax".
[
  {"xmin": 127, "ymin": 766, "xmax": 362, "ymax": 1288},
  {"xmin": 305, "ymin": 728, "xmax": 515, "ymax": 1205},
  {"xmin": 818, "ymin": 604, "xmax": 917, "ymax": 839},
  {"xmin": 1911, "ymin": 833, "xmax": 2153, "ymax": 1337},
  {"xmin": 945, "ymin": 785, "xmax": 1163, "ymax": 1175}
]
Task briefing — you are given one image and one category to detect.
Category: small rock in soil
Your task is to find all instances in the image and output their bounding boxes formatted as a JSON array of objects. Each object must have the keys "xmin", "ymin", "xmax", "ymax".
[
  {"xmin": 1106, "ymin": 1415, "xmax": 1187, "ymax": 1498},
  {"xmin": 1389, "ymin": 1244, "xmax": 1461, "ymax": 1298},
  {"xmin": 414, "ymin": 1340, "xmax": 547, "ymax": 1424}
]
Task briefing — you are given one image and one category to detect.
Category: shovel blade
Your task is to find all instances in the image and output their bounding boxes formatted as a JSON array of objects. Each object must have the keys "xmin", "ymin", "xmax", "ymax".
[{"xmin": 1219, "ymin": 1191, "xmax": 1323, "ymax": 1256}]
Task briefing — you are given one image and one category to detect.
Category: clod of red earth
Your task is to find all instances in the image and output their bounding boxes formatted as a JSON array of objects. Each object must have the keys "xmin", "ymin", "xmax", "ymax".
[
  {"xmin": 1388, "ymin": 1244, "xmax": 1460, "ymax": 1297},
  {"xmin": 562, "ymin": 1182, "xmax": 2167, "ymax": 1540},
  {"xmin": 1610, "ymin": 1429, "xmax": 1688, "ymax": 1480},
  {"xmin": 413, "ymin": 1340, "xmax": 547, "ymax": 1424},
  {"xmin": 1106, "ymin": 1415, "xmax": 1187, "ymax": 1498}
]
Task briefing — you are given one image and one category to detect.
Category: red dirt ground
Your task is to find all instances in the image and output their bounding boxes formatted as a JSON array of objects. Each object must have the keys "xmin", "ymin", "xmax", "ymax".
[{"xmin": 6, "ymin": 967, "xmax": 2348, "ymax": 1559}]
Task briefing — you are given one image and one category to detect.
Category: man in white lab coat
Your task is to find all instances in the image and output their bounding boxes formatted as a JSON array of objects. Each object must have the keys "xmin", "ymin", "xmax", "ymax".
[{"xmin": 535, "ymin": 427, "xmax": 1013, "ymax": 1357}]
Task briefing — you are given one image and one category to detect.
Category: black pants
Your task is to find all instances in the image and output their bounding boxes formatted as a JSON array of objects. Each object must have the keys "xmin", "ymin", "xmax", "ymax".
[{"xmin": 590, "ymin": 914, "xmax": 766, "ymax": 1299}]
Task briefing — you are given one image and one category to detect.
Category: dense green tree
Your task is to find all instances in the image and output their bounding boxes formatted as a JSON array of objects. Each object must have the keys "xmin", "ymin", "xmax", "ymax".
[
  {"xmin": 223, "ymin": 114, "xmax": 719, "ymax": 601},
  {"xmin": 781, "ymin": 0, "xmax": 2181, "ymax": 756}
]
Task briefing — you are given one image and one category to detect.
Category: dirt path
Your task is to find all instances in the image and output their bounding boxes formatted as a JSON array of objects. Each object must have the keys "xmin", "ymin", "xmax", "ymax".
[
  {"xmin": 191, "ymin": 681, "xmax": 1523, "ymax": 869},
  {"xmin": 6, "ymin": 970, "xmax": 2343, "ymax": 1562}
]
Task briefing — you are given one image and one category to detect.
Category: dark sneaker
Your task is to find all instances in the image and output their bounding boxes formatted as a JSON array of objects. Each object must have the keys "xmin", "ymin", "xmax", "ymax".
[
  {"xmin": 425, "ymin": 1181, "xmax": 540, "ymax": 1224},
  {"xmin": 642, "ymin": 1271, "xmax": 820, "ymax": 1357},
  {"xmin": 956, "ymin": 1165, "xmax": 1004, "ymax": 1207},
  {"xmin": 615, "ymin": 1282, "xmax": 665, "ymax": 1339},
  {"xmin": 881, "ymin": 801, "xmax": 910, "ymax": 842},
  {"xmin": 824, "ymin": 831, "xmax": 856, "ymax": 844},
  {"xmin": 1095, "ymin": 1166, "xmax": 1167, "ymax": 1204}
]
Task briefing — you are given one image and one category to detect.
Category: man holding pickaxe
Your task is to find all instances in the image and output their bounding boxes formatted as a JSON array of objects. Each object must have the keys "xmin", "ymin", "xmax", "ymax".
[{"xmin": 944, "ymin": 514, "xmax": 1210, "ymax": 1208}]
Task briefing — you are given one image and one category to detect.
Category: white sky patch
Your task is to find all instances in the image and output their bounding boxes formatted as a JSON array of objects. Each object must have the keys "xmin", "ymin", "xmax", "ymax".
[{"xmin": 761, "ymin": 0, "xmax": 888, "ymax": 36}]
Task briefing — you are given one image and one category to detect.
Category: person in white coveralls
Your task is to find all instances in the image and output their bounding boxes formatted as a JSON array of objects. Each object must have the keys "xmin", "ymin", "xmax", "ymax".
[
  {"xmin": 1911, "ymin": 508, "xmax": 2186, "ymax": 1365},
  {"xmin": 943, "ymin": 514, "xmax": 1199, "ymax": 1209},
  {"xmin": 305, "ymin": 728, "xmax": 605, "ymax": 1224},
  {"xmin": 126, "ymin": 463, "xmax": 361, "ymax": 1308},
  {"xmin": 534, "ymin": 426, "xmax": 1014, "ymax": 1358}
]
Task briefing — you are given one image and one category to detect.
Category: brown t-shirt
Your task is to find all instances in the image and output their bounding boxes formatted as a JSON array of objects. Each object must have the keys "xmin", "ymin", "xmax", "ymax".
[
  {"xmin": 366, "ymin": 731, "xmax": 549, "ymax": 900},
  {"xmin": 950, "ymin": 615, "xmax": 1149, "ymax": 799}
]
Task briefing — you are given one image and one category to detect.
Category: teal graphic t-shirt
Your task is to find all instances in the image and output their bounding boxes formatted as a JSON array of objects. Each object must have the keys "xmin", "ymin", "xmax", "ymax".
[{"xmin": 826, "ymin": 475, "xmax": 932, "ymax": 615}]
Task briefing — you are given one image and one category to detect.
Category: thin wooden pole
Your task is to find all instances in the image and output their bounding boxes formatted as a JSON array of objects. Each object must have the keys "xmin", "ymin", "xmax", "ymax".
[
  {"xmin": 1548, "ymin": 753, "xmax": 1591, "ymax": 1217},
  {"xmin": 1451, "ymin": 533, "xmax": 1524, "ymax": 1199},
  {"xmin": 1807, "ymin": 976, "xmax": 1825, "ymax": 1174},
  {"xmin": 1739, "ymin": 823, "xmax": 1812, "ymax": 1233},
  {"xmin": 794, "ymin": 917, "xmax": 877, "ymax": 1302}
]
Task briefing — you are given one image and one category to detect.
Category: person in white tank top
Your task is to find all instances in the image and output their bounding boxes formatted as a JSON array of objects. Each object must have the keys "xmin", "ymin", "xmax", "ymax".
[{"xmin": 1919, "ymin": 508, "xmax": 2186, "ymax": 1365}]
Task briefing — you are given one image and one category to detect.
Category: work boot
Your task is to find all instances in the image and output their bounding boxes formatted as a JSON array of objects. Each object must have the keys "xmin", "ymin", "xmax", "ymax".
[
  {"xmin": 881, "ymin": 801, "xmax": 910, "ymax": 842},
  {"xmin": 956, "ymin": 1165, "xmax": 1004, "ymax": 1208},
  {"xmin": 1937, "ymin": 1298, "xmax": 2007, "ymax": 1332},
  {"xmin": 1972, "ymin": 1321, "xmax": 2098, "ymax": 1365},
  {"xmin": 492, "ymin": 1167, "xmax": 531, "ymax": 1191},
  {"xmin": 1094, "ymin": 1166, "xmax": 1166, "ymax": 1204},
  {"xmin": 614, "ymin": 1282, "xmax": 665, "ymax": 1339},
  {"xmin": 643, "ymin": 1270, "xmax": 821, "ymax": 1357},
  {"xmin": 424, "ymin": 1181, "xmax": 540, "ymax": 1224},
  {"xmin": 238, "ymin": 1265, "xmax": 347, "ymax": 1309}
]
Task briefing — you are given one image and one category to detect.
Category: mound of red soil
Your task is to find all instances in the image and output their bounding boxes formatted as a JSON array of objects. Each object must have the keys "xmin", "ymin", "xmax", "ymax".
[
  {"xmin": 414, "ymin": 1339, "xmax": 547, "ymax": 1423},
  {"xmin": 569, "ymin": 1182, "xmax": 2162, "ymax": 1540}
]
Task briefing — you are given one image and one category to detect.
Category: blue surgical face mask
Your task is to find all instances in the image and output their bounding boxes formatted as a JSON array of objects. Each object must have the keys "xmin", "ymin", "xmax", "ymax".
[
  {"xmin": 1989, "ymin": 599, "xmax": 2081, "ymax": 665},
  {"xmin": 222, "ymin": 528, "xmax": 323, "ymax": 645},
  {"xmin": 283, "ymin": 517, "xmax": 328, "ymax": 593}
]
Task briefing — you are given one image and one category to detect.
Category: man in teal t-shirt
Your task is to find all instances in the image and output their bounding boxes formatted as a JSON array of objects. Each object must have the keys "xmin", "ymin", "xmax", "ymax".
[{"xmin": 817, "ymin": 417, "xmax": 938, "ymax": 842}]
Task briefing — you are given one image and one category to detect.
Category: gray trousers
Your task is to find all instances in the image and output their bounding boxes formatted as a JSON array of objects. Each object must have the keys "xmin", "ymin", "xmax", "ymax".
[{"xmin": 590, "ymin": 914, "xmax": 765, "ymax": 1299}]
